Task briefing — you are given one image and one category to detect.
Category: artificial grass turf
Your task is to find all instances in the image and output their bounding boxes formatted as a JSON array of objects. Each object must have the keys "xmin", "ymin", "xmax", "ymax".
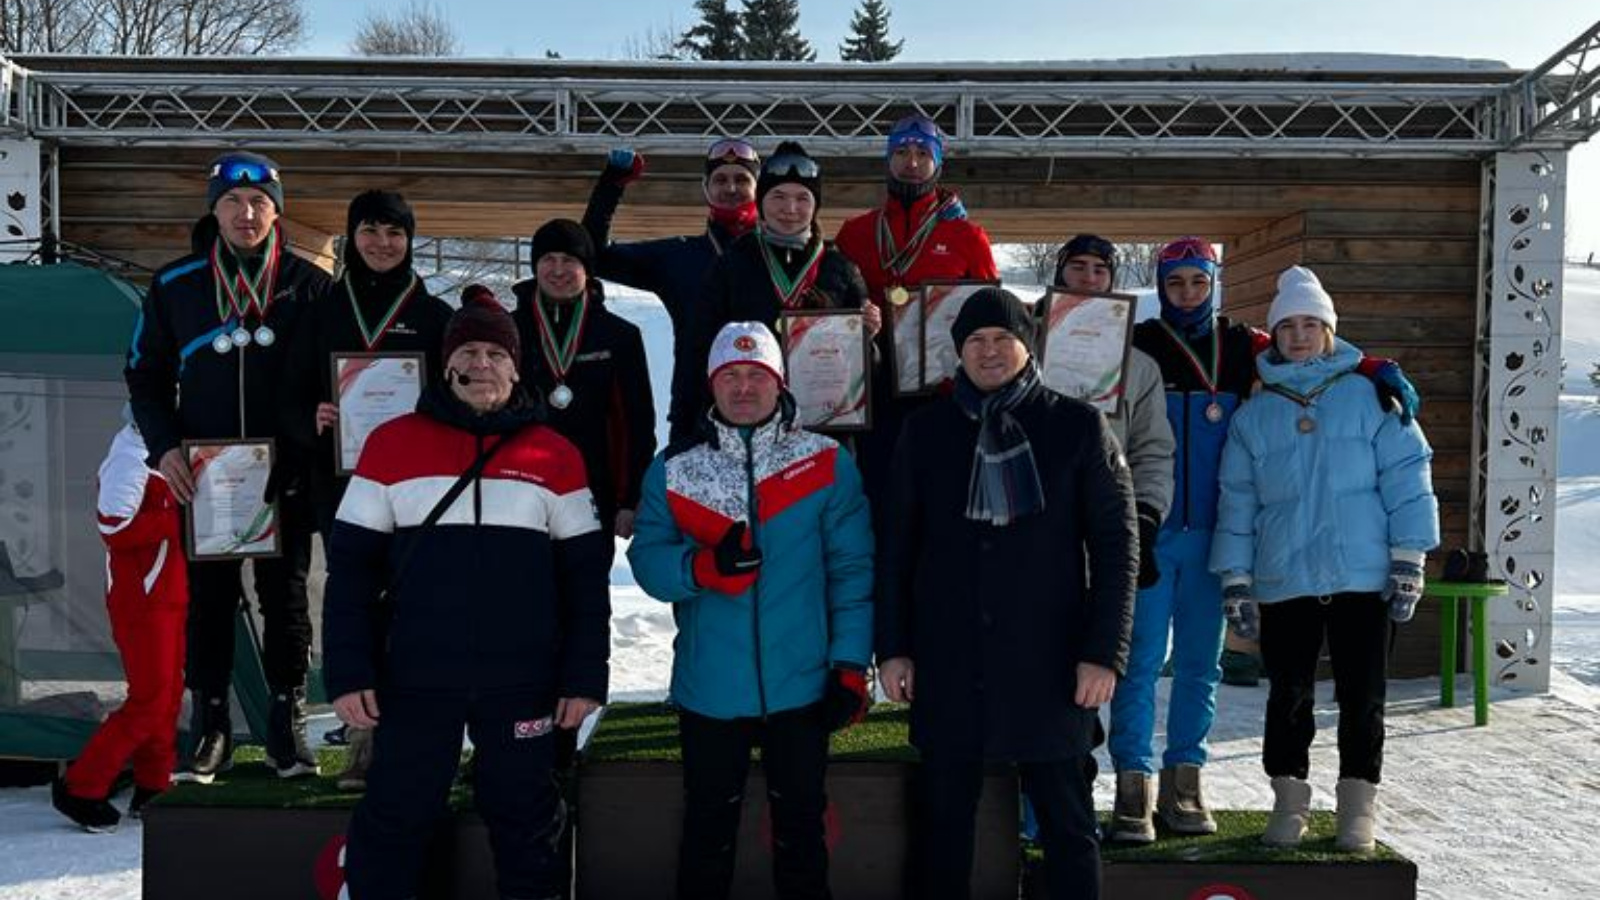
[
  {"xmin": 1093, "ymin": 811, "xmax": 1405, "ymax": 864},
  {"xmin": 154, "ymin": 746, "xmax": 472, "ymax": 811}
]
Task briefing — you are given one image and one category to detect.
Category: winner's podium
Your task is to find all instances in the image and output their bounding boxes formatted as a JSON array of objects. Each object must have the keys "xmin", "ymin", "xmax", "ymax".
[{"xmin": 144, "ymin": 704, "xmax": 1417, "ymax": 899}]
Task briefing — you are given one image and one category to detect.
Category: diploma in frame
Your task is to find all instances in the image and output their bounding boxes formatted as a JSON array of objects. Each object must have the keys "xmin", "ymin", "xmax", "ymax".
[
  {"xmin": 780, "ymin": 309, "xmax": 872, "ymax": 432},
  {"xmin": 183, "ymin": 438, "xmax": 280, "ymax": 560},
  {"xmin": 331, "ymin": 352, "xmax": 426, "ymax": 475},
  {"xmin": 1036, "ymin": 288, "xmax": 1137, "ymax": 416}
]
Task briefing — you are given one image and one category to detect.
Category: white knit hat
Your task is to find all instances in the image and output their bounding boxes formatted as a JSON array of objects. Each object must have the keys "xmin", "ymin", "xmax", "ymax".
[
  {"xmin": 707, "ymin": 321, "xmax": 785, "ymax": 384},
  {"xmin": 1267, "ymin": 266, "xmax": 1337, "ymax": 333}
]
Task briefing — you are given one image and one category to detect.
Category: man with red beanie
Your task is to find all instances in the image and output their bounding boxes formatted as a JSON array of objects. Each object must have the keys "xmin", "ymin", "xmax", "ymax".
[{"xmin": 325, "ymin": 291, "xmax": 611, "ymax": 900}]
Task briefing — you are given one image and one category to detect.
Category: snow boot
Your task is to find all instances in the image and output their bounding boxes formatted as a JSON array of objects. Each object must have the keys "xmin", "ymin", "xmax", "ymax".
[
  {"xmin": 128, "ymin": 785, "xmax": 163, "ymax": 819},
  {"xmin": 1157, "ymin": 764, "xmax": 1217, "ymax": 834},
  {"xmin": 1262, "ymin": 776, "xmax": 1312, "ymax": 847},
  {"xmin": 1335, "ymin": 778, "xmax": 1378, "ymax": 853},
  {"xmin": 1108, "ymin": 771, "xmax": 1157, "ymax": 843},
  {"xmin": 335, "ymin": 725, "xmax": 373, "ymax": 791},
  {"xmin": 266, "ymin": 686, "xmax": 320, "ymax": 778},
  {"xmin": 174, "ymin": 692, "xmax": 233, "ymax": 785},
  {"xmin": 52, "ymin": 777, "xmax": 121, "ymax": 833},
  {"xmin": 1220, "ymin": 648, "xmax": 1262, "ymax": 687}
]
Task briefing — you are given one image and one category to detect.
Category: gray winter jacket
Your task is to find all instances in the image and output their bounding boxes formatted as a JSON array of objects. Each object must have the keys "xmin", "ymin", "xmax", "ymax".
[{"xmin": 1104, "ymin": 347, "xmax": 1175, "ymax": 520}]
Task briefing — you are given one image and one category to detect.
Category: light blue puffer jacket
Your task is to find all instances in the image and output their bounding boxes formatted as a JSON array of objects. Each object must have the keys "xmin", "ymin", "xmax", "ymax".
[{"xmin": 1210, "ymin": 338, "xmax": 1439, "ymax": 603}]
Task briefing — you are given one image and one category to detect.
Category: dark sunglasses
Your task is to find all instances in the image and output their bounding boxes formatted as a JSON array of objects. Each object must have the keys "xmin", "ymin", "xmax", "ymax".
[
  {"xmin": 210, "ymin": 158, "xmax": 279, "ymax": 186},
  {"xmin": 762, "ymin": 153, "xmax": 820, "ymax": 180}
]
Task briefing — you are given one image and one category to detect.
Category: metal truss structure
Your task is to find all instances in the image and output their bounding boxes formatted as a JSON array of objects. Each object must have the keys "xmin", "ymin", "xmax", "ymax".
[{"xmin": 1506, "ymin": 24, "xmax": 1600, "ymax": 148}]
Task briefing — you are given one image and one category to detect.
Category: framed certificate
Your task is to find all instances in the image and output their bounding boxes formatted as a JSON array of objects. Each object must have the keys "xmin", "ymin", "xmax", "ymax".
[
  {"xmin": 780, "ymin": 309, "xmax": 872, "ymax": 432},
  {"xmin": 331, "ymin": 352, "xmax": 426, "ymax": 475},
  {"xmin": 1036, "ymin": 288, "xmax": 1137, "ymax": 416},
  {"xmin": 919, "ymin": 280, "xmax": 1001, "ymax": 392},
  {"xmin": 184, "ymin": 438, "xmax": 280, "ymax": 561}
]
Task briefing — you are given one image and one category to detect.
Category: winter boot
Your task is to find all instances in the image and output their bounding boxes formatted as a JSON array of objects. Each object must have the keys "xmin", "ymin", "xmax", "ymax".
[
  {"xmin": 1108, "ymin": 771, "xmax": 1157, "ymax": 843},
  {"xmin": 1220, "ymin": 648, "xmax": 1263, "ymax": 687},
  {"xmin": 52, "ymin": 777, "xmax": 121, "ymax": 833},
  {"xmin": 128, "ymin": 786, "xmax": 163, "ymax": 820},
  {"xmin": 1262, "ymin": 776, "xmax": 1312, "ymax": 847},
  {"xmin": 1335, "ymin": 778, "xmax": 1378, "ymax": 853},
  {"xmin": 266, "ymin": 686, "xmax": 320, "ymax": 779},
  {"xmin": 1157, "ymin": 764, "xmax": 1217, "ymax": 834},
  {"xmin": 335, "ymin": 726, "xmax": 374, "ymax": 791},
  {"xmin": 174, "ymin": 692, "xmax": 233, "ymax": 785}
]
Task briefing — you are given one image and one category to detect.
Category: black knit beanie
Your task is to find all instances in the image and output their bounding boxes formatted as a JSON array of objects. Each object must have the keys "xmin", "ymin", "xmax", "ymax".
[
  {"xmin": 530, "ymin": 218, "xmax": 596, "ymax": 275},
  {"xmin": 343, "ymin": 190, "xmax": 416, "ymax": 277},
  {"xmin": 757, "ymin": 140, "xmax": 822, "ymax": 210},
  {"xmin": 951, "ymin": 287, "xmax": 1036, "ymax": 355}
]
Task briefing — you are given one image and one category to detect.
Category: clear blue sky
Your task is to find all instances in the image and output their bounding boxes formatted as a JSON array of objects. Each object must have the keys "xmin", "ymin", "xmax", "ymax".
[{"xmin": 296, "ymin": 0, "xmax": 1598, "ymax": 256}]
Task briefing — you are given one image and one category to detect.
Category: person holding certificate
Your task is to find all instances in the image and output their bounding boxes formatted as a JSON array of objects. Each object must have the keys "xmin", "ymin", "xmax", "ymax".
[
  {"xmin": 581, "ymin": 138, "xmax": 764, "ymax": 445},
  {"xmin": 832, "ymin": 116, "xmax": 998, "ymax": 543},
  {"xmin": 325, "ymin": 297, "xmax": 611, "ymax": 900},
  {"xmin": 281, "ymin": 189, "xmax": 451, "ymax": 539},
  {"xmin": 875, "ymin": 288, "xmax": 1135, "ymax": 900},
  {"xmin": 510, "ymin": 219, "xmax": 656, "ymax": 542},
  {"xmin": 124, "ymin": 152, "xmax": 331, "ymax": 783},
  {"xmin": 685, "ymin": 141, "xmax": 876, "ymax": 431}
]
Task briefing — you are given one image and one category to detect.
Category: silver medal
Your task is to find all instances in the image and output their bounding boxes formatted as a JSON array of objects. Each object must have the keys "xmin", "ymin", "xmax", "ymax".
[
  {"xmin": 550, "ymin": 384, "xmax": 574, "ymax": 410},
  {"xmin": 212, "ymin": 333, "xmax": 233, "ymax": 354},
  {"xmin": 254, "ymin": 325, "xmax": 276, "ymax": 347},
  {"xmin": 230, "ymin": 327, "xmax": 252, "ymax": 348},
  {"xmin": 1205, "ymin": 402, "xmax": 1224, "ymax": 424}
]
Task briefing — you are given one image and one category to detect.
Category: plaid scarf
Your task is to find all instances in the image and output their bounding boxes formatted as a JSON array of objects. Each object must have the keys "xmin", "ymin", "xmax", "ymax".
[{"xmin": 953, "ymin": 365, "xmax": 1046, "ymax": 526}]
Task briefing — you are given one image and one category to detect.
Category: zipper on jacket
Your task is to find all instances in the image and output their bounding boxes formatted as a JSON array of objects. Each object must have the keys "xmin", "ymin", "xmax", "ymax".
[
  {"xmin": 742, "ymin": 429, "xmax": 769, "ymax": 719},
  {"xmin": 237, "ymin": 338, "xmax": 248, "ymax": 438}
]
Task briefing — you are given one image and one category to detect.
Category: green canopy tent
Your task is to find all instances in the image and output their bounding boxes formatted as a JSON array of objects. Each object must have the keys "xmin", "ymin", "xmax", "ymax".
[{"xmin": 0, "ymin": 262, "xmax": 273, "ymax": 763}]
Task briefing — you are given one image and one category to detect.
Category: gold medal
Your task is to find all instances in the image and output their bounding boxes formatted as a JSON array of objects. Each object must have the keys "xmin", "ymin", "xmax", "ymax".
[
  {"xmin": 888, "ymin": 286, "xmax": 911, "ymax": 307},
  {"xmin": 1297, "ymin": 415, "xmax": 1317, "ymax": 434}
]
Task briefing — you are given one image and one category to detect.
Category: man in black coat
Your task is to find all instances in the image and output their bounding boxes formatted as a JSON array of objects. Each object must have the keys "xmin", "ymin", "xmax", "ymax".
[
  {"xmin": 125, "ymin": 152, "xmax": 332, "ymax": 782},
  {"xmin": 511, "ymin": 219, "xmax": 657, "ymax": 543},
  {"xmin": 875, "ymin": 288, "xmax": 1137, "ymax": 900}
]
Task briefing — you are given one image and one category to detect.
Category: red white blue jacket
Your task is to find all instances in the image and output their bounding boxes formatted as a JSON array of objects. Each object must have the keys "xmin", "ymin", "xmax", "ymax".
[
  {"xmin": 627, "ymin": 404, "xmax": 875, "ymax": 720},
  {"xmin": 322, "ymin": 386, "xmax": 611, "ymax": 701},
  {"xmin": 98, "ymin": 425, "xmax": 187, "ymax": 612}
]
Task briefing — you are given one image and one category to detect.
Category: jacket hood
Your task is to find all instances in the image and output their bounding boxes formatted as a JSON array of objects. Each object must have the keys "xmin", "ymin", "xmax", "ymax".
[{"xmin": 1256, "ymin": 336, "xmax": 1363, "ymax": 393}]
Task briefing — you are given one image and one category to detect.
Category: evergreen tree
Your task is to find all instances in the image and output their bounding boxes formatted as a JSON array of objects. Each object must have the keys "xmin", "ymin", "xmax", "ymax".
[
  {"xmin": 741, "ymin": 0, "xmax": 815, "ymax": 62},
  {"xmin": 839, "ymin": 0, "xmax": 902, "ymax": 62},
  {"xmin": 677, "ymin": 0, "xmax": 746, "ymax": 61}
]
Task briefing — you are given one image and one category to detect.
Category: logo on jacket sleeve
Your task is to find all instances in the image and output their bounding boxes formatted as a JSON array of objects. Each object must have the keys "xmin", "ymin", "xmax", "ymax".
[{"xmin": 514, "ymin": 716, "xmax": 554, "ymax": 739}]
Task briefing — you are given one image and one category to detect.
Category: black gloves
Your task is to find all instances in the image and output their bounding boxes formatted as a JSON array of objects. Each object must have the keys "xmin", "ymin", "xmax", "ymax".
[{"xmin": 1136, "ymin": 504, "xmax": 1162, "ymax": 590}]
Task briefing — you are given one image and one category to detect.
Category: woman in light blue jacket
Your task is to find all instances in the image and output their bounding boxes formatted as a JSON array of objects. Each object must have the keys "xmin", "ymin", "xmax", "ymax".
[{"xmin": 1211, "ymin": 266, "xmax": 1438, "ymax": 855}]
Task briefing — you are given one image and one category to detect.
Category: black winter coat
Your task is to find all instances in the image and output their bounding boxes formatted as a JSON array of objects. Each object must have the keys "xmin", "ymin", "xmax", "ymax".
[
  {"xmin": 680, "ymin": 231, "xmax": 870, "ymax": 442},
  {"xmin": 875, "ymin": 379, "xmax": 1138, "ymax": 762},
  {"xmin": 126, "ymin": 218, "xmax": 333, "ymax": 466},
  {"xmin": 279, "ymin": 269, "xmax": 453, "ymax": 533},
  {"xmin": 511, "ymin": 281, "xmax": 657, "ymax": 531}
]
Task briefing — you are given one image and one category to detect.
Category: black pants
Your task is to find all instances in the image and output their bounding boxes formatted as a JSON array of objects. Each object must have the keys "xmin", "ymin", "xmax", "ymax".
[
  {"xmin": 915, "ymin": 755, "xmax": 1100, "ymax": 900},
  {"xmin": 184, "ymin": 486, "xmax": 313, "ymax": 694},
  {"xmin": 347, "ymin": 687, "xmax": 566, "ymax": 900},
  {"xmin": 677, "ymin": 704, "xmax": 832, "ymax": 900},
  {"xmin": 1260, "ymin": 592, "xmax": 1389, "ymax": 784}
]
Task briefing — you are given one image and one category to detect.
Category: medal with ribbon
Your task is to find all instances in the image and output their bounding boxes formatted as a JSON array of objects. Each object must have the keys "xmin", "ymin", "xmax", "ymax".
[
  {"xmin": 531, "ymin": 290, "xmax": 590, "ymax": 410},
  {"xmin": 1262, "ymin": 370, "xmax": 1355, "ymax": 435},
  {"xmin": 1158, "ymin": 319, "xmax": 1226, "ymax": 423},
  {"xmin": 875, "ymin": 193, "xmax": 956, "ymax": 306},
  {"xmin": 758, "ymin": 230, "xmax": 826, "ymax": 310},
  {"xmin": 345, "ymin": 272, "xmax": 419, "ymax": 350},
  {"xmin": 210, "ymin": 225, "xmax": 282, "ymax": 353}
]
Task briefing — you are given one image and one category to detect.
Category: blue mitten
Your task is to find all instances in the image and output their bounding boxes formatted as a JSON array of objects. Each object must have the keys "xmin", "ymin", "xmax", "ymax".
[
  {"xmin": 1367, "ymin": 358, "xmax": 1421, "ymax": 425},
  {"xmin": 1383, "ymin": 558, "xmax": 1425, "ymax": 623},
  {"xmin": 1222, "ymin": 583, "xmax": 1260, "ymax": 641},
  {"xmin": 601, "ymin": 148, "xmax": 645, "ymax": 186}
]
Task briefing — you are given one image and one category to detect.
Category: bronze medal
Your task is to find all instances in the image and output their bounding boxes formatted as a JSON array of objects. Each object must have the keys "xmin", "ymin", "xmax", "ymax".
[{"xmin": 1297, "ymin": 415, "xmax": 1316, "ymax": 434}]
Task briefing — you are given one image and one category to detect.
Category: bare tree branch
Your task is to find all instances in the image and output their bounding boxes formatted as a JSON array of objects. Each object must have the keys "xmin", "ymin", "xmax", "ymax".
[{"xmin": 351, "ymin": 1, "xmax": 461, "ymax": 57}]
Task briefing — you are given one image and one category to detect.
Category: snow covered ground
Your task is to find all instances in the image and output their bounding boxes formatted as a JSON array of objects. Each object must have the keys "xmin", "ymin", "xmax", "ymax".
[{"xmin": 3, "ymin": 265, "xmax": 1599, "ymax": 898}]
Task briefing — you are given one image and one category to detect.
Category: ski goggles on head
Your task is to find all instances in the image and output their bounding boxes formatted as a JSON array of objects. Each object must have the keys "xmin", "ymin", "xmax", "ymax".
[
  {"xmin": 210, "ymin": 158, "xmax": 279, "ymax": 187},
  {"xmin": 762, "ymin": 153, "xmax": 821, "ymax": 180},
  {"xmin": 706, "ymin": 138, "xmax": 761, "ymax": 166},
  {"xmin": 1157, "ymin": 236, "xmax": 1218, "ymax": 265},
  {"xmin": 888, "ymin": 114, "xmax": 943, "ymax": 142}
]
